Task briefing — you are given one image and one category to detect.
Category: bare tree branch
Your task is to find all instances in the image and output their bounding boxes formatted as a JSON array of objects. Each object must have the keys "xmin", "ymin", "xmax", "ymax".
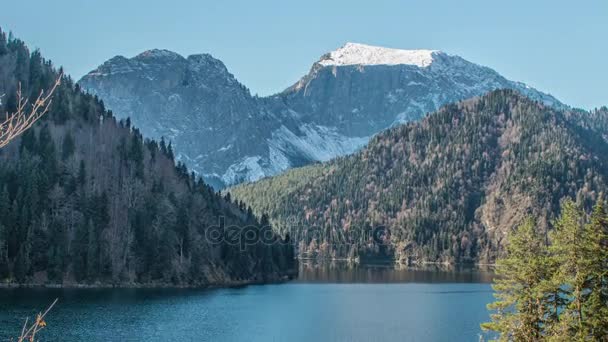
[
  {"xmin": 0, "ymin": 74, "xmax": 62, "ymax": 148},
  {"xmin": 15, "ymin": 298, "xmax": 58, "ymax": 342}
]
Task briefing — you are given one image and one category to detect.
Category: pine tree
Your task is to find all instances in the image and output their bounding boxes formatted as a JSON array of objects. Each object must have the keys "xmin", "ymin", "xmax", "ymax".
[
  {"xmin": 582, "ymin": 199, "xmax": 608, "ymax": 339},
  {"xmin": 78, "ymin": 160, "xmax": 86, "ymax": 187},
  {"xmin": 0, "ymin": 222, "xmax": 7, "ymax": 279},
  {"xmin": 72, "ymin": 221, "xmax": 88, "ymax": 282},
  {"xmin": 0, "ymin": 185, "xmax": 9, "ymax": 224},
  {"xmin": 129, "ymin": 133, "xmax": 144, "ymax": 179},
  {"xmin": 481, "ymin": 217, "xmax": 554, "ymax": 341},
  {"xmin": 61, "ymin": 132, "xmax": 75, "ymax": 161},
  {"xmin": 38, "ymin": 125, "xmax": 58, "ymax": 187},
  {"xmin": 549, "ymin": 200, "xmax": 589, "ymax": 339},
  {"xmin": 550, "ymin": 199, "xmax": 608, "ymax": 339},
  {"xmin": 485, "ymin": 199, "xmax": 608, "ymax": 341},
  {"xmin": 0, "ymin": 29, "xmax": 7, "ymax": 56},
  {"xmin": 85, "ymin": 219, "xmax": 98, "ymax": 281},
  {"xmin": 167, "ymin": 141, "xmax": 174, "ymax": 160}
]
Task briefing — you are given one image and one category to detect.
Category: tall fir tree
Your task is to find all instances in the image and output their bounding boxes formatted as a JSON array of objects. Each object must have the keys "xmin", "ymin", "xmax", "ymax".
[
  {"xmin": 583, "ymin": 199, "xmax": 608, "ymax": 339},
  {"xmin": 485, "ymin": 199, "xmax": 608, "ymax": 341},
  {"xmin": 481, "ymin": 218, "xmax": 555, "ymax": 341},
  {"xmin": 549, "ymin": 199, "xmax": 608, "ymax": 340}
]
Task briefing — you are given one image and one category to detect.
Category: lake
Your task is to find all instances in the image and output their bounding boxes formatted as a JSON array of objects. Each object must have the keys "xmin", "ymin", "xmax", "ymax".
[{"xmin": 0, "ymin": 264, "xmax": 495, "ymax": 341}]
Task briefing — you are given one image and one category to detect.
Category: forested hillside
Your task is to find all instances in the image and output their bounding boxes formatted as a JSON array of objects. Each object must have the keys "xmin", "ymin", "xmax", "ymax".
[
  {"xmin": 0, "ymin": 28, "xmax": 295, "ymax": 286},
  {"xmin": 230, "ymin": 90, "xmax": 608, "ymax": 264}
]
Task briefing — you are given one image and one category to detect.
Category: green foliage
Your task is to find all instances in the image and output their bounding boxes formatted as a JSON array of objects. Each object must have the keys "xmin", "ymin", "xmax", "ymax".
[
  {"xmin": 229, "ymin": 163, "xmax": 327, "ymax": 236},
  {"xmin": 483, "ymin": 198, "xmax": 608, "ymax": 341},
  {"xmin": 481, "ymin": 218, "xmax": 557, "ymax": 340},
  {"xmin": 548, "ymin": 199, "xmax": 608, "ymax": 340},
  {"xmin": 582, "ymin": 201, "xmax": 608, "ymax": 339}
]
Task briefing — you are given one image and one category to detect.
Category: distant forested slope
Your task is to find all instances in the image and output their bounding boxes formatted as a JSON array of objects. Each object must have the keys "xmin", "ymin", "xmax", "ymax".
[{"xmin": 231, "ymin": 90, "xmax": 608, "ymax": 264}]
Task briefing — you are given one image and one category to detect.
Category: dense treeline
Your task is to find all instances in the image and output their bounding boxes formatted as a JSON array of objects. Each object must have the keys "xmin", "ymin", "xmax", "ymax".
[
  {"xmin": 231, "ymin": 90, "xmax": 608, "ymax": 264},
  {"xmin": 483, "ymin": 198, "xmax": 608, "ymax": 341},
  {"xmin": 0, "ymin": 28, "xmax": 295, "ymax": 286}
]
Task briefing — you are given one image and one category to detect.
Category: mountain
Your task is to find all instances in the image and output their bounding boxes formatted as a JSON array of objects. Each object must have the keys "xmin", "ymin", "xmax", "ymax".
[
  {"xmin": 229, "ymin": 90, "xmax": 608, "ymax": 264},
  {"xmin": 79, "ymin": 43, "xmax": 562, "ymax": 188},
  {"xmin": 77, "ymin": 49, "xmax": 271, "ymax": 189},
  {"xmin": 0, "ymin": 28, "xmax": 296, "ymax": 286},
  {"xmin": 272, "ymin": 43, "xmax": 561, "ymax": 135}
]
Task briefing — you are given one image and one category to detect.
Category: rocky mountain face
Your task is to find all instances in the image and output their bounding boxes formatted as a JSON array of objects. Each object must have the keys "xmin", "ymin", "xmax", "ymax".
[
  {"xmin": 80, "ymin": 43, "xmax": 562, "ymax": 188},
  {"xmin": 78, "ymin": 49, "xmax": 276, "ymax": 189},
  {"xmin": 230, "ymin": 90, "xmax": 608, "ymax": 264}
]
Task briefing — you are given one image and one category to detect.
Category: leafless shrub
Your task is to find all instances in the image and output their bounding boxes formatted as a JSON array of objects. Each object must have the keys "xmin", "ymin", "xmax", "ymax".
[
  {"xmin": 0, "ymin": 74, "xmax": 62, "ymax": 148},
  {"xmin": 13, "ymin": 298, "xmax": 58, "ymax": 342}
]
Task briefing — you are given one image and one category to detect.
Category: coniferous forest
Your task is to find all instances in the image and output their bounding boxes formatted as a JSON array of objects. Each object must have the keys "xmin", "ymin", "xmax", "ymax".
[
  {"xmin": 0, "ymin": 28, "xmax": 296, "ymax": 286},
  {"xmin": 483, "ymin": 198, "xmax": 608, "ymax": 340},
  {"xmin": 231, "ymin": 91, "xmax": 608, "ymax": 264}
]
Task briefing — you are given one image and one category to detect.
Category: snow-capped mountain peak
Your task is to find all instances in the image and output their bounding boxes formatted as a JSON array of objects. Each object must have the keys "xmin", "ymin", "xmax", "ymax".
[
  {"xmin": 80, "ymin": 44, "xmax": 562, "ymax": 189},
  {"xmin": 318, "ymin": 42, "xmax": 439, "ymax": 67}
]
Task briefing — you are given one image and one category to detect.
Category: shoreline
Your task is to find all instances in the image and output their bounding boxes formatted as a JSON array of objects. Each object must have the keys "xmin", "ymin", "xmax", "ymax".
[
  {"xmin": 0, "ymin": 273, "xmax": 297, "ymax": 290},
  {"xmin": 298, "ymin": 257, "xmax": 497, "ymax": 268},
  {"xmin": 0, "ymin": 261, "xmax": 496, "ymax": 289}
]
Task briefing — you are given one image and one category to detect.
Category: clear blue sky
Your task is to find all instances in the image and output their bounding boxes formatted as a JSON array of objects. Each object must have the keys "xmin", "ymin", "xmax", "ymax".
[{"xmin": 1, "ymin": 0, "xmax": 606, "ymax": 109}]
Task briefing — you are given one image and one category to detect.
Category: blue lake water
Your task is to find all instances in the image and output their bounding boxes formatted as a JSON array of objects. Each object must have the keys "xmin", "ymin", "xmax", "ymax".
[{"xmin": 0, "ymin": 264, "xmax": 495, "ymax": 341}]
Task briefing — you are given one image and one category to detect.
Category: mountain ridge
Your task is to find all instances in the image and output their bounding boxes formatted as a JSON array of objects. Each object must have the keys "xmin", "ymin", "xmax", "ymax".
[{"xmin": 80, "ymin": 43, "xmax": 564, "ymax": 188}]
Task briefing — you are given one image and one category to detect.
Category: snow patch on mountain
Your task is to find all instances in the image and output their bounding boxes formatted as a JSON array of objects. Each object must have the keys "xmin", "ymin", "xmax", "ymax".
[
  {"xmin": 270, "ymin": 124, "xmax": 369, "ymax": 162},
  {"xmin": 319, "ymin": 42, "xmax": 438, "ymax": 67},
  {"xmin": 268, "ymin": 145, "xmax": 291, "ymax": 172},
  {"xmin": 393, "ymin": 100, "xmax": 430, "ymax": 125},
  {"xmin": 218, "ymin": 144, "xmax": 233, "ymax": 152},
  {"xmin": 218, "ymin": 124, "xmax": 370, "ymax": 186},
  {"xmin": 220, "ymin": 151, "xmax": 291, "ymax": 186},
  {"xmin": 221, "ymin": 156, "xmax": 266, "ymax": 185}
]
